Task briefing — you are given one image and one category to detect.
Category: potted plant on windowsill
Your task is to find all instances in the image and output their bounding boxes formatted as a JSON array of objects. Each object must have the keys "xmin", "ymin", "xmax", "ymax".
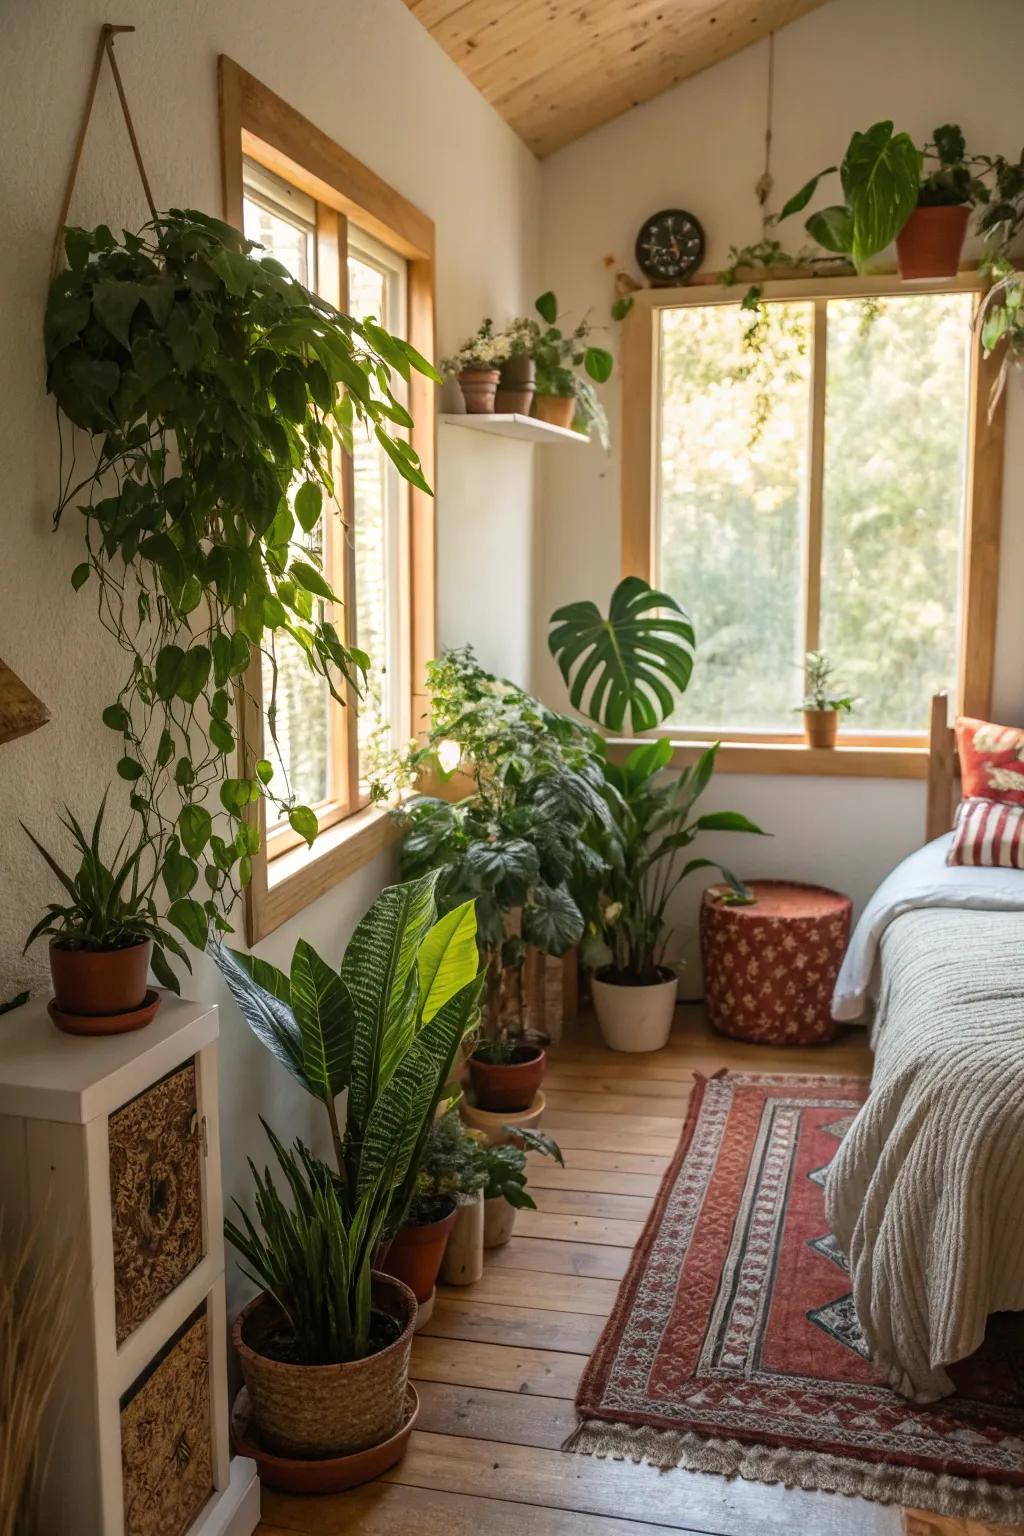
[
  {"xmin": 481, "ymin": 1127, "xmax": 564, "ymax": 1249},
  {"xmin": 215, "ymin": 872, "xmax": 484, "ymax": 1473},
  {"xmin": 22, "ymin": 793, "xmax": 191, "ymax": 1033},
  {"xmin": 585, "ymin": 738, "xmax": 766, "ymax": 1052},
  {"xmin": 799, "ymin": 651, "xmax": 857, "ymax": 748},
  {"xmin": 441, "ymin": 319, "xmax": 512, "ymax": 413}
]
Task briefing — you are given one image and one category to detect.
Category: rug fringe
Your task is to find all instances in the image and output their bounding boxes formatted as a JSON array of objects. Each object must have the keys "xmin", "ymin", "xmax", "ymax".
[{"xmin": 563, "ymin": 1419, "xmax": 1024, "ymax": 1524}]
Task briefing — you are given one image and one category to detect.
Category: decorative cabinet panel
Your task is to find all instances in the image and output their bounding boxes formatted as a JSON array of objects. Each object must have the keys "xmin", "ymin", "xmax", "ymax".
[
  {"xmin": 111, "ymin": 1061, "xmax": 204, "ymax": 1343},
  {"xmin": 121, "ymin": 1308, "xmax": 214, "ymax": 1536},
  {"xmin": 0, "ymin": 995, "xmax": 259, "ymax": 1536}
]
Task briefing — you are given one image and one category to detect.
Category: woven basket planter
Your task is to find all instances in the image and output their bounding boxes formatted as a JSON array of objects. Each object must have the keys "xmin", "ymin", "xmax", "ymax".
[{"xmin": 232, "ymin": 1272, "xmax": 416, "ymax": 1459}]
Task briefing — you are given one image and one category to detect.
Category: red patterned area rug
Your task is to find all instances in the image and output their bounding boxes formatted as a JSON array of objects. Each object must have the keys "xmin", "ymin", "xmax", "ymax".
[{"xmin": 567, "ymin": 1072, "xmax": 1024, "ymax": 1522}]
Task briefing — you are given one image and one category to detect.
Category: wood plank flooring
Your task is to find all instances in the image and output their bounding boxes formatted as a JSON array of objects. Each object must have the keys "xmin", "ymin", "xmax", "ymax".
[{"xmin": 256, "ymin": 1004, "xmax": 1020, "ymax": 1536}]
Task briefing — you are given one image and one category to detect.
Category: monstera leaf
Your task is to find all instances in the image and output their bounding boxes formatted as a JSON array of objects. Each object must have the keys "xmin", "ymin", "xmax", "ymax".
[{"xmin": 548, "ymin": 577, "xmax": 694, "ymax": 733}]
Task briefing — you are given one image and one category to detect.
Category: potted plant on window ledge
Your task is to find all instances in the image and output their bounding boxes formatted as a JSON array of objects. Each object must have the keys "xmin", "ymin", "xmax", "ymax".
[
  {"xmin": 897, "ymin": 125, "xmax": 986, "ymax": 280},
  {"xmin": 799, "ymin": 651, "xmax": 857, "ymax": 748},
  {"xmin": 530, "ymin": 291, "xmax": 613, "ymax": 441}
]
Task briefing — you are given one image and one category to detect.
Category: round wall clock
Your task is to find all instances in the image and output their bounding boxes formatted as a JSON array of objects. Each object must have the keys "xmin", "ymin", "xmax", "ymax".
[{"xmin": 635, "ymin": 209, "xmax": 705, "ymax": 285}]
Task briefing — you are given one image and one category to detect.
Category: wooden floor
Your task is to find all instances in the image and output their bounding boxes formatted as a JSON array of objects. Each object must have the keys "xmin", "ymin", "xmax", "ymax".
[{"xmin": 256, "ymin": 1005, "xmax": 1021, "ymax": 1536}]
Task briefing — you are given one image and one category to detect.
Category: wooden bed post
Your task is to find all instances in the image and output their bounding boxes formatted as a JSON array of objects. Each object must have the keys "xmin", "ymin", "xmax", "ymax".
[{"xmin": 926, "ymin": 691, "xmax": 956, "ymax": 843}]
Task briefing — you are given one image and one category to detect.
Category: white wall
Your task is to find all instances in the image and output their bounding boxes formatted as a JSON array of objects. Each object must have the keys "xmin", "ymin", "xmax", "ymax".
[
  {"xmin": 0, "ymin": 0, "xmax": 539, "ymax": 1296},
  {"xmin": 535, "ymin": 0, "xmax": 1024, "ymax": 986}
]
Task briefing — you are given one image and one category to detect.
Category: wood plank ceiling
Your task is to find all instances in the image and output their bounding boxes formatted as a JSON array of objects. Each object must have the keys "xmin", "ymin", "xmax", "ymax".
[{"xmin": 401, "ymin": 0, "xmax": 830, "ymax": 157}]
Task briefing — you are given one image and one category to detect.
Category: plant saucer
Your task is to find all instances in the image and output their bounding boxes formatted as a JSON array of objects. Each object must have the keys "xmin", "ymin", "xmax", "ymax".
[
  {"xmin": 231, "ymin": 1383, "xmax": 419, "ymax": 1494},
  {"xmin": 48, "ymin": 988, "xmax": 161, "ymax": 1037}
]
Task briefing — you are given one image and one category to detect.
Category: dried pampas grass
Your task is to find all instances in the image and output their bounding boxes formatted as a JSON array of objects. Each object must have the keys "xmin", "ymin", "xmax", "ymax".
[{"xmin": 0, "ymin": 1215, "xmax": 76, "ymax": 1536}]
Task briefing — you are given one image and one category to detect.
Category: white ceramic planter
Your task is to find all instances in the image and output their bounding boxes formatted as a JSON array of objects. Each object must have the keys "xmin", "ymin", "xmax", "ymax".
[
  {"xmin": 440, "ymin": 1191, "xmax": 484, "ymax": 1285},
  {"xmin": 591, "ymin": 972, "xmax": 678, "ymax": 1052},
  {"xmin": 483, "ymin": 1195, "xmax": 517, "ymax": 1249}
]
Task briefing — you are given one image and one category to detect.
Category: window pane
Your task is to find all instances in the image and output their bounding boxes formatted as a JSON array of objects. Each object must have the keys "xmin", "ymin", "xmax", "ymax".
[
  {"xmin": 243, "ymin": 189, "xmax": 332, "ymax": 816},
  {"xmin": 820, "ymin": 294, "xmax": 972, "ymax": 732},
  {"xmin": 657, "ymin": 302, "xmax": 812, "ymax": 729},
  {"xmin": 347, "ymin": 248, "xmax": 401, "ymax": 786}
]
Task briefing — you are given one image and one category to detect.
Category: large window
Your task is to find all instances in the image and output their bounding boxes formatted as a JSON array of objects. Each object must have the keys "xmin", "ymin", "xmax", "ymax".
[
  {"xmin": 222, "ymin": 58, "xmax": 436, "ymax": 939},
  {"xmin": 621, "ymin": 273, "xmax": 1004, "ymax": 766},
  {"xmin": 657, "ymin": 291, "xmax": 973, "ymax": 737}
]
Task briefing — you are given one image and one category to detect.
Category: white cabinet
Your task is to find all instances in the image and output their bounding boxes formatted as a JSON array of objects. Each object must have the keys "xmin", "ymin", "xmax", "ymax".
[{"xmin": 0, "ymin": 994, "xmax": 259, "ymax": 1536}]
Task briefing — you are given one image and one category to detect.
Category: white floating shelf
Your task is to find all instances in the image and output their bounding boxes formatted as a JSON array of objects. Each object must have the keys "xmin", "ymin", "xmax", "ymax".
[{"xmin": 441, "ymin": 411, "xmax": 589, "ymax": 444}]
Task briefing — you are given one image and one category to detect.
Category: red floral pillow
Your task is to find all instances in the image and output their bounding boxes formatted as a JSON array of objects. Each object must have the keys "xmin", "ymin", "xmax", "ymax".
[{"xmin": 955, "ymin": 716, "xmax": 1024, "ymax": 805}]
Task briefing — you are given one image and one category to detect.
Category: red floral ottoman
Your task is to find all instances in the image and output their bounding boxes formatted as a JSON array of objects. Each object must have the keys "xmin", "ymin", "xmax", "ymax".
[{"xmin": 699, "ymin": 880, "xmax": 852, "ymax": 1044}]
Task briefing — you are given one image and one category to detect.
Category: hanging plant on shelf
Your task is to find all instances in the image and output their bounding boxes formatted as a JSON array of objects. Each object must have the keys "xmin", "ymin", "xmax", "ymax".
[{"xmin": 44, "ymin": 208, "xmax": 439, "ymax": 972}]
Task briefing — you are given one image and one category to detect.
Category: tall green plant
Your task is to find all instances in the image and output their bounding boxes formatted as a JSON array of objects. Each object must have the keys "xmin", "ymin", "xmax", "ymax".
[
  {"xmin": 589, "ymin": 739, "xmax": 766, "ymax": 983},
  {"xmin": 215, "ymin": 871, "xmax": 483, "ymax": 1236},
  {"xmin": 45, "ymin": 209, "xmax": 438, "ymax": 970}
]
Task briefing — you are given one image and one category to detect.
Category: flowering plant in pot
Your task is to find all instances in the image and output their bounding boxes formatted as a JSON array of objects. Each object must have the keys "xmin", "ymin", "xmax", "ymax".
[
  {"xmin": 22, "ymin": 793, "xmax": 190, "ymax": 1032},
  {"xmin": 480, "ymin": 1126, "xmax": 563, "ymax": 1249},
  {"xmin": 374, "ymin": 649, "xmax": 614, "ymax": 1121},
  {"xmin": 215, "ymin": 871, "xmax": 484, "ymax": 1462},
  {"xmin": 441, "ymin": 319, "xmax": 512, "ymax": 413},
  {"xmin": 798, "ymin": 651, "xmax": 857, "ymax": 748}
]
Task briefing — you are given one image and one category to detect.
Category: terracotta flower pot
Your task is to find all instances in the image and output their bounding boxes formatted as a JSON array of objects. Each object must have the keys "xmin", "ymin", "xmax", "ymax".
[
  {"xmin": 495, "ymin": 355, "xmax": 536, "ymax": 415},
  {"xmin": 378, "ymin": 1199, "xmax": 457, "ymax": 1303},
  {"xmin": 469, "ymin": 1045, "xmax": 546, "ymax": 1112},
  {"xmin": 232, "ymin": 1273, "xmax": 416, "ymax": 1459},
  {"xmin": 803, "ymin": 708, "xmax": 838, "ymax": 749},
  {"xmin": 591, "ymin": 969, "xmax": 678, "ymax": 1053},
  {"xmin": 457, "ymin": 367, "xmax": 500, "ymax": 414},
  {"xmin": 483, "ymin": 1195, "xmax": 517, "ymax": 1249},
  {"xmin": 439, "ymin": 1192, "xmax": 484, "ymax": 1285},
  {"xmin": 48, "ymin": 937, "xmax": 151, "ymax": 1018},
  {"xmin": 460, "ymin": 1090, "xmax": 545, "ymax": 1145},
  {"xmin": 532, "ymin": 394, "xmax": 576, "ymax": 431},
  {"xmin": 896, "ymin": 204, "xmax": 970, "ymax": 281}
]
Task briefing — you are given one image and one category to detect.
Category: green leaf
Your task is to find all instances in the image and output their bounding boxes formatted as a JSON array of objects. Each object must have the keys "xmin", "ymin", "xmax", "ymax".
[
  {"xmin": 536, "ymin": 291, "xmax": 558, "ymax": 324},
  {"xmin": 548, "ymin": 575, "xmax": 695, "ymax": 733},
  {"xmin": 162, "ymin": 849, "xmax": 199, "ymax": 900},
  {"xmin": 92, "ymin": 280, "xmax": 144, "ymax": 347},
  {"xmin": 174, "ymin": 756, "xmax": 194, "ymax": 788},
  {"xmin": 221, "ymin": 778, "xmax": 256, "ymax": 816},
  {"xmin": 256, "ymin": 758, "xmax": 274, "ymax": 785},
  {"xmin": 290, "ymin": 939, "xmax": 355, "ymax": 1100},
  {"xmin": 694, "ymin": 810, "xmax": 768, "ymax": 835},
  {"xmin": 71, "ymin": 562, "xmax": 91, "ymax": 591},
  {"xmin": 290, "ymin": 560, "xmax": 336, "ymax": 601},
  {"xmin": 214, "ymin": 946, "xmax": 306, "ymax": 1090},
  {"xmin": 294, "ymin": 480, "xmax": 323, "ymax": 534},
  {"xmin": 610, "ymin": 295, "xmax": 634, "ymax": 322},
  {"xmin": 156, "ymin": 729, "xmax": 174, "ymax": 768},
  {"xmin": 63, "ymin": 226, "xmax": 92, "ymax": 270},
  {"xmin": 805, "ymin": 204, "xmax": 855, "ymax": 255},
  {"xmin": 273, "ymin": 367, "xmax": 308, "ymax": 422},
  {"xmin": 167, "ymin": 897, "xmax": 210, "ymax": 949},
  {"xmin": 417, "ymin": 900, "xmax": 479, "ymax": 1023},
  {"xmin": 154, "ymin": 644, "xmax": 186, "ymax": 701},
  {"xmin": 521, "ymin": 884, "xmax": 583, "ymax": 957},
  {"xmin": 102, "ymin": 703, "xmax": 131, "ymax": 733},
  {"xmin": 176, "ymin": 646, "xmax": 211, "ymax": 704},
  {"xmin": 288, "ymin": 805, "xmax": 319, "ymax": 848},
  {"xmin": 209, "ymin": 717, "xmax": 234, "ymax": 754},
  {"xmin": 179, "ymin": 804, "xmax": 213, "ymax": 857},
  {"xmin": 464, "ymin": 838, "xmax": 539, "ymax": 897},
  {"xmin": 45, "ymin": 288, "xmax": 91, "ymax": 356},
  {"xmin": 584, "ymin": 346, "xmax": 613, "ymax": 383},
  {"xmin": 841, "ymin": 121, "xmax": 922, "ymax": 272},
  {"xmin": 116, "ymin": 756, "xmax": 144, "ymax": 781},
  {"xmin": 779, "ymin": 167, "xmax": 837, "ymax": 221}
]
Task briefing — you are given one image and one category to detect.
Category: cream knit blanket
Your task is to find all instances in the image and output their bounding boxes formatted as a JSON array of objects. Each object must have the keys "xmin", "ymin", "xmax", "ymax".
[{"xmin": 826, "ymin": 906, "xmax": 1024, "ymax": 1402}]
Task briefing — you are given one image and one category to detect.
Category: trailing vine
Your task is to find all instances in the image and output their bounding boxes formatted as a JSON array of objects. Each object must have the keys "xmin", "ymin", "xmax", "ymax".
[{"xmin": 45, "ymin": 208, "xmax": 437, "ymax": 980}]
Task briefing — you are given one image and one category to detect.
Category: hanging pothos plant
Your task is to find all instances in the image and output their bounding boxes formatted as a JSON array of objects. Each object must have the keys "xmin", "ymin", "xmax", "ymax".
[{"xmin": 44, "ymin": 208, "xmax": 438, "ymax": 982}]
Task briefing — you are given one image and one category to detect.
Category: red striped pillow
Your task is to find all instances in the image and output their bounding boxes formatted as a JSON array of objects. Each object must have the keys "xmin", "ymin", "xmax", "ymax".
[{"xmin": 948, "ymin": 797, "xmax": 1024, "ymax": 868}]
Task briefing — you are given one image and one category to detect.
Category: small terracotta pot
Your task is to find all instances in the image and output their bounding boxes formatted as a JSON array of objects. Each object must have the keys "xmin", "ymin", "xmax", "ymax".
[
  {"xmin": 48, "ymin": 937, "xmax": 151, "ymax": 1018},
  {"xmin": 483, "ymin": 1195, "xmax": 517, "ymax": 1249},
  {"xmin": 469, "ymin": 1045, "xmax": 546, "ymax": 1112},
  {"xmin": 457, "ymin": 367, "xmax": 500, "ymax": 414},
  {"xmin": 532, "ymin": 394, "xmax": 576, "ymax": 431},
  {"xmin": 378, "ymin": 1201, "xmax": 457, "ymax": 1303},
  {"xmin": 495, "ymin": 355, "xmax": 536, "ymax": 415},
  {"xmin": 803, "ymin": 708, "xmax": 839, "ymax": 749},
  {"xmin": 439, "ymin": 1192, "xmax": 484, "ymax": 1285},
  {"xmin": 896, "ymin": 204, "xmax": 970, "ymax": 281},
  {"xmin": 233, "ymin": 1274, "xmax": 416, "ymax": 1459}
]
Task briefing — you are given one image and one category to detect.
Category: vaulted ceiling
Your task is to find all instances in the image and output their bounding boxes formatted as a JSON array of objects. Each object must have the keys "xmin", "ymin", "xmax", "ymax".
[{"xmin": 402, "ymin": 0, "xmax": 829, "ymax": 157}]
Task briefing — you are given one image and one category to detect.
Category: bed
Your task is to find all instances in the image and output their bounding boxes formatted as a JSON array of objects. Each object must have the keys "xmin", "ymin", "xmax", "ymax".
[{"xmin": 825, "ymin": 693, "xmax": 1024, "ymax": 1401}]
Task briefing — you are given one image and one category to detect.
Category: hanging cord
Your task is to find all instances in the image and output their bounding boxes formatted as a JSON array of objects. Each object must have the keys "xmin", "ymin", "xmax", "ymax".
[
  {"xmin": 754, "ymin": 30, "xmax": 776, "ymax": 227},
  {"xmin": 50, "ymin": 23, "xmax": 157, "ymax": 282}
]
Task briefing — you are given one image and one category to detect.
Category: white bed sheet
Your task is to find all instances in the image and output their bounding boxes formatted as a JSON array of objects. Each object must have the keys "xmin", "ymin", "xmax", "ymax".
[{"xmin": 832, "ymin": 833, "xmax": 1024, "ymax": 1021}]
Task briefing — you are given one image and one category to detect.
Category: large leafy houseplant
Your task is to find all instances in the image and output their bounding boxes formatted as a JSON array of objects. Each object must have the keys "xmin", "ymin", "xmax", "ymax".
[
  {"xmin": 45, "ymin": 209, "xmax": 437, "ymax": 973},
  {"xmin": 217, "ymin": 872, "xmax": 483, "ymax": 1457}
]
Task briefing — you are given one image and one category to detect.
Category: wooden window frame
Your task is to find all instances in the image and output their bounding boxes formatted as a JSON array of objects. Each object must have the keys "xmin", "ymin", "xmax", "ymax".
[
  {"xmin": 620, "ymin": 271, "xmax": 1006, "ymax": 779},
  {"xmin": 218, "ymin": 58, "xmax": 436, "ymax": 941}
]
